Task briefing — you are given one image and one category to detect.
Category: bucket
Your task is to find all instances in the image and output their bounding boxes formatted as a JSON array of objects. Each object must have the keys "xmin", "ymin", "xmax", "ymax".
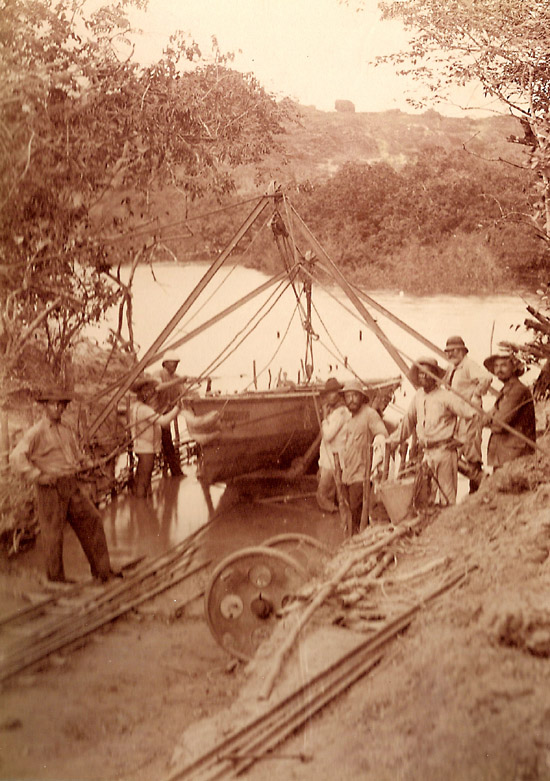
[{"xmin": 376, "ymin": 477, "xmax": 415, "ymax": 524}]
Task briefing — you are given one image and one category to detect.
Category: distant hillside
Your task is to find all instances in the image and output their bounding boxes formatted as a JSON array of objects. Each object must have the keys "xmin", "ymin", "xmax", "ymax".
[{"xmin": 234, "ymin": 104, "xmax": 526, "ymax": 189}]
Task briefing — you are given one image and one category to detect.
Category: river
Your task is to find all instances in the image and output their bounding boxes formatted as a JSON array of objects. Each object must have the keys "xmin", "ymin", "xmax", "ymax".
[{"xmin": 91, "ymin": 262, "xmax": 536, "ymax": 398}]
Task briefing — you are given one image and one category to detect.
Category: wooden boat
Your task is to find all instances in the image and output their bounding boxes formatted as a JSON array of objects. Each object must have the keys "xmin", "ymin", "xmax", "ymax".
[
  {"xmin": 88, "ymin": 189, "xmax": 454, "ymax": 490},
  {"xmin": 182, "ymin": 378, "xmax": 401, "ymax": 484}
]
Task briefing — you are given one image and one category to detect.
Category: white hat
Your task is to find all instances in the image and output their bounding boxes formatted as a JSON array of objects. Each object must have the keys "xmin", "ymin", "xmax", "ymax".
[{"xmin": 162, "ymin": 351, "xmax": 180, "ymax": 364}]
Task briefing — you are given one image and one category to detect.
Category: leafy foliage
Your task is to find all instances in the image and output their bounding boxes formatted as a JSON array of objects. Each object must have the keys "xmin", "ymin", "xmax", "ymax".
[
  {"xmin": 360, "ymin": 0, "xmax": 550, "ymax": 252},
  {"xmin": 293, "ymin": 148, "xmax": 546, "ymax": 291},
  {"xmin": 0, "ymin": 0, "xmax": 290, "ymax": 377}
]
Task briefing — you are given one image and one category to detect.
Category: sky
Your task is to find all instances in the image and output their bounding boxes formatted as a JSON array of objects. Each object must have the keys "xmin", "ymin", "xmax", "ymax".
[{"xmin": 126, "ymin": 0, "xmax": 498, "ymax": 116}]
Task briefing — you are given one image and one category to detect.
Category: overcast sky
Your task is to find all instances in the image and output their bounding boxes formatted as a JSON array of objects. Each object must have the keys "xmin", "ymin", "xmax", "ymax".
[{"xmin": 127, "ymin": 0, "xmax": 497, "ymax": 116}]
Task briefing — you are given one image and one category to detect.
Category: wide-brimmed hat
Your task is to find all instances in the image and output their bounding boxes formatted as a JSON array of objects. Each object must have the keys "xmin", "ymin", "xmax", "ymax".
[
  {"xmin": 342, "ymin": 378, "xmax": 368, "ymax": 397},
  {"xmin": 131, "ymin": 375, "xmax": 159, "ymax": 393},
  {"xmin": 322, "ymin": 377, "xmax": 343, "ymax": 395},
  {"xmin": 444, "ymin": 335, "xmax": 468, "ymax": 354},
  {"xmin": 410, "ymin": 357, "xmax": 445, "ymax": 386},
  {"xmin": 36, "ymin": 388, "xmax": 74, "ymax": 404},
  {"xmin": 162, "ymin": 351, "xmax": 180, "ymax": 365},
  {"xmin": 483, "ymin": 347, "xmax": 524, "ymax": 377}
]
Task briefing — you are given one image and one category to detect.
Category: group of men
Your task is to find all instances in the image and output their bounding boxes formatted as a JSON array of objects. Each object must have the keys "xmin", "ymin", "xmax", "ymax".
[
  {"xmin": 10, "ymin": 339, "xmax": 537, "ymax": 582},
  {"xmin": 10, "ymin": 352, "xmax": 187, "ymax": 583},
  {"xmin": 316, "ymin": 336, "xmax": 537, "ymax": 531}
]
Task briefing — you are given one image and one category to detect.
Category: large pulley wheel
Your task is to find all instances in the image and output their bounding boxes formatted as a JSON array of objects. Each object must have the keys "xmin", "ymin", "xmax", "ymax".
[
  {"xmin": 205, "ymin": 546, "xmax": 307, "ymax": 661},
  {"xmin": 263, "ymin": 533, "xmax": 333, "ymax": 577}
]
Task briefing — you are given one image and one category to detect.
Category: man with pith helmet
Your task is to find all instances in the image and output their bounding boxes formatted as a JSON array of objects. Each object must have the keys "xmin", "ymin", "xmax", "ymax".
[
  {"xmin": 10, "ymin": 389, "xmax": 114, "ymax": 584},
  {"xmin": 389, "ymin": 357, "xmax": 476, "ymax": 506},
  {"xmin": 340, "ymin": 378, "xmax": 388, "ymax": 534},
  {"xmin": 483, "ymin": 346, "xmax": 536, "ymax": 467},
  {"xmin": 443, "ymin": 335, "xmax": 492, "ymax": 493}
]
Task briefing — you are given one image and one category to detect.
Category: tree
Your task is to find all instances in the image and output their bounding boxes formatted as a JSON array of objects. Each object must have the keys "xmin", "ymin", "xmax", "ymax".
[
  {"xmin": 354, "ymin": 0, "xmax": 550, "ymax": 252},
  {"xmin": 0, "ymin": 0, "xmax": 291, "ymax": 379}
]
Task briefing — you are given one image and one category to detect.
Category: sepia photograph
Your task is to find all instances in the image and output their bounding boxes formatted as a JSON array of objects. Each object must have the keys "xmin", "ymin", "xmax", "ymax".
[{"xmin": 1, "ymin": 1, "xmax": 549, "ymax": 779}]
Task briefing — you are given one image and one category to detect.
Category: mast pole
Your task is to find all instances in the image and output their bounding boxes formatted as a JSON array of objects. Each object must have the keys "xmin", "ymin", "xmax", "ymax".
[
  {"xmin": 89, "ymin": 195, "xmax": 272, "ymax": 438},
  {"xmin": 289, "ymin": 208, "xmax": 412, "ymax": 381}
]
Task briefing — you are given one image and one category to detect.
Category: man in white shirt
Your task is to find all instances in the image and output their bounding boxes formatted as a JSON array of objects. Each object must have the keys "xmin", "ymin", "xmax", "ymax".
[
  {"xmin": 389, "ymin": 357, "xmax": 476, "ymax": 506},
  {"xmin": 444, "ymin": 335, "xmax": 492, "ymax": 492},
  {"xmin": 316, "ymin": 378, "xmax": 351, "ymax": 512},
  {"xmin": 130, "ymin": 376, "xmax": 181, "ymax": 498}
]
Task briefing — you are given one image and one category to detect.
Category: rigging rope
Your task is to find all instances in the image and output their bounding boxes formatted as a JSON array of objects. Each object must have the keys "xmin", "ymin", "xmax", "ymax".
[
  {"xmin": 243, "ymin": 301, "xmax": 301, "ymax": 391},
  {"xmin": 185, "ymin": 277, "xmax": 295, "ymax": 386}
]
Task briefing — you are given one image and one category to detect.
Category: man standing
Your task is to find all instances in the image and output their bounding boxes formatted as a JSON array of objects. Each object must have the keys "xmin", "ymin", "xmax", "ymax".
[
  {"xmin": 154, "ymin": 351, "xmax": 186, "ymax": 477},
  {"xmin": 130, "ymin": 376, "xmax": 181, "ymax": 498},
  {"xmin": 340, "ymin": 379, "xmax": 388, "ymax": 534},
  {"xmin": 316, "ymin": 377, "xmax": 351, "ymax": 513},
  {"xmin": 10, "ymin": 389, "xmax": 114, "ymax": 584},
  {"xmin": 389, "ymin": 357, "xmax": 476, "ymax": 507},
  {"xmin": 483, "ymin": 347, "xmax": 536, "ymax": 467},
  {"xmin": 444, "ymin": 335, "xmax": 492, "ymax": 492}
]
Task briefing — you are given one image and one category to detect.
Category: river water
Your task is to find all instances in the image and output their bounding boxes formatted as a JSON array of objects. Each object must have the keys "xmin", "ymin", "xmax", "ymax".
[{"xmin": 91, "ymin": 262, "xmax": 536, "ymax": 396}]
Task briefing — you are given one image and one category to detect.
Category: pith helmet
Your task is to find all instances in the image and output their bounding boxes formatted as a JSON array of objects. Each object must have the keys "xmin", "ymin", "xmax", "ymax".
[
  {"xmin": 410, "ymin": 357, "xmax": 445, "ymax": 386},
  {"xmin": 483, "ymin": 346, "xmax": 524, "ymax": 377},
  {"xmin": 36, "ymin": 388, "xmax": 74, "ymax": 404},
  {"xmin": 444, "ymin": 335, "xmax": 468, "ymax": 353},
  {"xmin": 162, "ymin": 351, "xmax": 180, "ymax": 365},
  {"xmin": 342, "ymin": 378, "xmax": 368, "ymax": 397}
]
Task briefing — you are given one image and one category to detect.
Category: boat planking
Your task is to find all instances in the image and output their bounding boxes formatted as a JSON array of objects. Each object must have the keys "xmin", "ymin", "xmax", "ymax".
[{"xmin": 182, "ymin": 377, "xmax": 401, "ymax": 484}]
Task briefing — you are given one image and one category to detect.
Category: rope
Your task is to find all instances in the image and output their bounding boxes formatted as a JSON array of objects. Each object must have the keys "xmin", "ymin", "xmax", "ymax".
[
  {"xmin": 187, "ymin": 278, "xmax": 294, "ymax": 385},
  {"xmin": 243, "ymin": 300, "xmax": 301, "ymax": 391}
]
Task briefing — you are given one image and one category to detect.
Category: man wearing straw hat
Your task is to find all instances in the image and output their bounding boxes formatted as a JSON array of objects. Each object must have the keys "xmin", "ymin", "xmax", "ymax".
[
  {"xmin": 316, "ymin": 377, "xmax": 350, "ymax": 513},
  {"xmin": 389, "ymin": 357, "xmax": 476, "ymax": 507},
  {"xmin": 483, "ymin": 346, "xmax": 536, "ymax": 467},
  {"xmin": 130, "ymin": 375, "xmax": 182, "ymax": 498},
  {"xmin": 154, "ymin": 351, "xmax": 187, "ymax": 477},
  {"xmin": 443, "ymin": 335, "xmax": 492, "ymax": 493},
  {"xmin": 10, "ymin": 388, "xmax": 114, "ymax": 584}
]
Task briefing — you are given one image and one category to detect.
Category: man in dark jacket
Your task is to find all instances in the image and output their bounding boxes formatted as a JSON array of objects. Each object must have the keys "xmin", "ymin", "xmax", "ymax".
[{"xmin": 483, "ymin": 348, "xmax": 536, "ymax": 467}]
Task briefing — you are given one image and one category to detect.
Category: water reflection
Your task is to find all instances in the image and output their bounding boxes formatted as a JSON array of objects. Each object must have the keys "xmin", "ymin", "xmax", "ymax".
[{"xmin": 103, "ymin": 471, "xmax": 225, "ymax": 566}]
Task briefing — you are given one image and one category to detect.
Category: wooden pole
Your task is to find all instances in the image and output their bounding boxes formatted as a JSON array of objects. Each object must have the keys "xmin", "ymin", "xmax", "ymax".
[
  {"xmin": 89, "ymin": 195, "xmax": 272, "ymax": 438},
  {"xmin": 0, "ymin": 411, "xmax": 9, "ymax": 473},
  {"xmin": 333, "ymin": 453, "xmax": 352, "ymax": 537},
  {"xmin": 360, "ymin": 430, "xmax": 373, "ymax": 532},
  {"xmin": 253, "ymin": 360, "xmax": 258, "ymax": 390},
  {"xmin": 288, "ymin": 205, "xmax": 412, "ymax": 381}
]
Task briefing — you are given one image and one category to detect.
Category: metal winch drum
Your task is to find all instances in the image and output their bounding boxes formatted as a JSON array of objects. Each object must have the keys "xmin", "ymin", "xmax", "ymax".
[{"xmin": 204, "ymin": 534, "xmax": 333, "ymax": 661}]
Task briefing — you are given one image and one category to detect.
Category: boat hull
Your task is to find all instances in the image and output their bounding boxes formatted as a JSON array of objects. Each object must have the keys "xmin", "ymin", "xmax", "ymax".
[{"xmin": 183, "ymin": 380, "xmax": 400, "ymax": 484}]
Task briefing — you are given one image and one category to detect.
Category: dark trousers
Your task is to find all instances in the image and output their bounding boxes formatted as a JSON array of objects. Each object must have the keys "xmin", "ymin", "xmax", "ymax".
[
  {"xmin": 134, "ymin": 453, "xmax": 155, "ymax": 498},
  {"xmin": 36, "ymin": 478, "xmax": 111, "ymax": 582},
  {"xmin": 161, "ymin": 427, "xmax": 182, "ymax": 476},
  {"xmin": 343, "ymin": 482, "xmax": 364, "ymax": 535}
]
